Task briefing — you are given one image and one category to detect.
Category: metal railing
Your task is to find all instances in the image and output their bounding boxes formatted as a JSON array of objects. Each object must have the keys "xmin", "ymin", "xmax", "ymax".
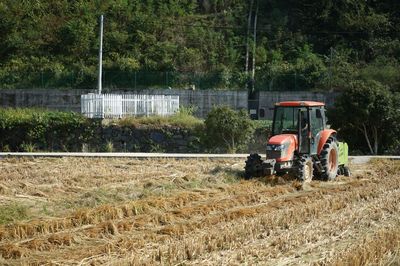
[{"xmin": 81, "ymin": 93, "xmax": 179, "ymax": 118}]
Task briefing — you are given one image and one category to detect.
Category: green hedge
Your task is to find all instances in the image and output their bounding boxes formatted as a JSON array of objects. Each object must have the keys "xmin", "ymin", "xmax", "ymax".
[
  {"xmin": 0, "ymin": 108, "xmax": 98, "ymax": 152},
  {"xmin": 0, "ymin": 108, "xmax": 271, "ymax": 153}
]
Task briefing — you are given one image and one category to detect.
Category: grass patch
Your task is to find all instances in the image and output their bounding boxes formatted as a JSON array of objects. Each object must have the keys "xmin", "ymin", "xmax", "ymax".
[
  {"xmin": 113, "ymin": 107, "xmax": 203, "ymax": 129},
  {"xmin": 68, "ymin": 188, "xmax": 126, "ymax": 209},
  {"xmin": 0, "ymin": 203, "xmax": 29, "ymax": 224}
]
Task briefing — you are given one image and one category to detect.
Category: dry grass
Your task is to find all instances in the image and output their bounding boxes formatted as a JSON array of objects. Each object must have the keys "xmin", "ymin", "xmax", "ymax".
[
  {"xmin": 0, "ymin": 157, "xmax": 399, "ymax": 265},
  {"xmin": 0, "ymin": 157, "xmax": 243, "ymax": 219},
  {"xmin": 328, "ymin": 227, "xmax": 400, "ymax": 266}
]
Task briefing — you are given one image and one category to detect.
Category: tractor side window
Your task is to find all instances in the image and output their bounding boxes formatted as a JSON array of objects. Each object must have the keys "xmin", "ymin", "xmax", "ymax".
[
  {"xmin": 311, "ymin": 108, "xmax": 324, "ymax": 136},
  {"xmin": 281, "ymin": 108, "xmax": 296, "ymax": 130},
  {"xmin": 316, "ymin": 109, "xmax": 324, "ymax": 130},
  {"xmin": 273, "ymin": 107, "xmax": 305, "ymax": 135}
]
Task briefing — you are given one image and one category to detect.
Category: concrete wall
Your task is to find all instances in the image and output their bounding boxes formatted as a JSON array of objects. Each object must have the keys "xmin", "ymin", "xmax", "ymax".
[
  {"xmin": 0, "ymin": 89, "xmax": 248, "ymax": 118},
  {"xmin": 0, "ymin": 89, "xmax": 87, "ymax": 112},
  {"xmin": 256, "ymin": 91, "xmax": 339, "ymax": 120},
  {"xmin": 0, "ymin": 89, "xmax": 338, "ymax": 119}
]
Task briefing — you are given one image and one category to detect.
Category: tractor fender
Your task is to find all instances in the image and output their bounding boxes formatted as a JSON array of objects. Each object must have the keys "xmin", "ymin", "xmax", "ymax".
[{"xmin": 317, "ymin": 129, "xmax": 337, "ymax": 154}]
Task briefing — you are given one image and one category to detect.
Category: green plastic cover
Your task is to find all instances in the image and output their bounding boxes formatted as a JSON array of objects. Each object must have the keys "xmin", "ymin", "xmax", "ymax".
[{"xmin": 338, "ymin": 142, "xmax": 349, "ymax": 166}]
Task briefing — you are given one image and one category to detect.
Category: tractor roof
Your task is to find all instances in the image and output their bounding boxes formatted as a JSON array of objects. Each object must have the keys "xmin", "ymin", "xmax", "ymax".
[{"xmin": 275, "ymin": 101, "xmax": 325, "ymax": 107}]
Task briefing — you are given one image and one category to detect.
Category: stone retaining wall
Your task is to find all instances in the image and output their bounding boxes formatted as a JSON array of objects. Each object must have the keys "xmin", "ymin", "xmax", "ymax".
[{"xmin": 97, "ymin": 126, "xmax": 201, "ymax": 153}]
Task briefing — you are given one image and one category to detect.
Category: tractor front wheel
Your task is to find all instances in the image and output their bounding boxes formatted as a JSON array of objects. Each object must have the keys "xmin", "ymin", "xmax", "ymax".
[
  {"xmin": 244, "ymin": 153, "xmax": 263, "ymax": 179},
  {"xmin": 320, "ymin": 137, "xmax": 339, "ymax": 181},
  {"xmin": 296, "ymin": 155, "xmax": 313, "ymax": 182}
]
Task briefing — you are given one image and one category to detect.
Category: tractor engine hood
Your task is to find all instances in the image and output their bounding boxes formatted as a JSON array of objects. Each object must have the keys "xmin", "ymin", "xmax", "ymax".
[
  {"xmin": 266, "ymin": 134, "xmax": 298, "ymax": 162},
  {"xmin": 268, "ymin": 134, "xmax": 298, "ymax": 146}
]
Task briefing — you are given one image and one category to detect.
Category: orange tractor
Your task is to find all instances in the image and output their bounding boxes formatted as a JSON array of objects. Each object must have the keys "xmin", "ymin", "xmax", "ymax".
[{"xmin": 245, "ymin": 101, "xmax": 350, "ymax": 181}]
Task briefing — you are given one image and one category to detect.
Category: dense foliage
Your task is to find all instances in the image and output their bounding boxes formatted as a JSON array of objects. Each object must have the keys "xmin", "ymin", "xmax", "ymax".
[
  {"xmin": 203, "ymin": 106, "xmax": 254, "ymax": 153},
  {"xmin": 0, "ymin": 0, "xmax": 399, "ymax": 90},
  {"xmin": 329, "ymin": 81, "xmax": 400, "ymax": 155}
]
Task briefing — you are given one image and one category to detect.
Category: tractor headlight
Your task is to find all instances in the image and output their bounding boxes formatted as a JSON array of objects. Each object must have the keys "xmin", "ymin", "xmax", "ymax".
[
  {"xmin": 267, "ymin": 144, "xmax": 285, "ymax": 151},
  {"xmin": 266, "ymin": 142, "xmax": 290, "ymax": 160}
]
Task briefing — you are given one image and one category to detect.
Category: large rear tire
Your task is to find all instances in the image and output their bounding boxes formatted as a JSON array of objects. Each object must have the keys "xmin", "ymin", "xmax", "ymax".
[
  {"xmin": 320, "ymin": 137, "xmax": 339, "ymax": 181},
  {"xmin": 296, "ymin": 155, "xmax": 313, "ymax": 182},
  {"xmin": 244, "ymin": 153, "xmax": 263, "ymax": 179}
]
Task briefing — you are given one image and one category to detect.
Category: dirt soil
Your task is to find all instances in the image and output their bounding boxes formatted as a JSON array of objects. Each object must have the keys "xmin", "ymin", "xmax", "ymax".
[{"xmin": 0, "ymin": 157, "xmax": 399, "ymax": 265}]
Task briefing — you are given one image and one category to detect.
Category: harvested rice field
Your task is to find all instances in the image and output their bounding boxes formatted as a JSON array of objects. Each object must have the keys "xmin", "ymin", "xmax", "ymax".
[{"xmin": 0, "ymin": 157, "xmax": 399, "ymax": 265}]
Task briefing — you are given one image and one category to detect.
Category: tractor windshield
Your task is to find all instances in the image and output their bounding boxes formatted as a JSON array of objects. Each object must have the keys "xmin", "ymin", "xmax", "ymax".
[{"xmin": 272, "ymin": 107, "xmax": 307, "ymax": 135}]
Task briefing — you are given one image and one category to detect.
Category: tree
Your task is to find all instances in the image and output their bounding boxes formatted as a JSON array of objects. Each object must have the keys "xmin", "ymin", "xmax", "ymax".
[
  {"xmin": 328, "ymin": 80, "xmax": 396, "ymax": 154},
  {"xmin": 203, "ymin": 106, "xmax": 254, "ymax": 153},
  {"xmin": 0, "ymin": 0, "xmax": 399, "ymax": 90}
]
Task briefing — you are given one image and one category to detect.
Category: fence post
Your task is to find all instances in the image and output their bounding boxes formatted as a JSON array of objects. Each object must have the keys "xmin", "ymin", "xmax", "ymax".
[
  {"xmin": 151, "ymin": 95, "xmax": 154, "ymax": 116},
  {"xmin": 101, "ymin": 94, "xmax": 104, "ymax": 119},
  {"xmin": 119, "ymin": 94, "xmax": 122, "ymax": 118},
  {"xmin": 134, "ymin": 95, "xmax": 137, "ymax": 116}
]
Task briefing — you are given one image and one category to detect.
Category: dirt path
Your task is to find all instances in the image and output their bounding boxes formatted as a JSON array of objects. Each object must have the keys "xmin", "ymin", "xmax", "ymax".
[{"xmin": 0, "ymin": 158, "xmax": 398, "ymax": 265}]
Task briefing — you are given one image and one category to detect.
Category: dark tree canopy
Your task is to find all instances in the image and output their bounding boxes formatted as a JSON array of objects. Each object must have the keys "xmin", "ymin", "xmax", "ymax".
[
  {"xmin": 0, "ymin": 0, "xmax": 399, "ymax": 90},
  {"xmin": 328, "ymin": 80, "xmax": 399, "ymax": 154}
]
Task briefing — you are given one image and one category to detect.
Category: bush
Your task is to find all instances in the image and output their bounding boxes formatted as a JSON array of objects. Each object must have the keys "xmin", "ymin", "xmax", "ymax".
[
  {"xmin": 0, "ymin": 108, "xmax": 98, "ymax": 151},
  {"xmin": 203, "ymin": 106, "xmax": 254, "ymax": 153}
]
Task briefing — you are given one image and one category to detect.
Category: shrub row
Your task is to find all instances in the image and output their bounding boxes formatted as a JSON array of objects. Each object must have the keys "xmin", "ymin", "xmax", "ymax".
[
  {"xmin": 0, "ymin": 108, "xmax": 99, "ymax": 152},
  {"xmin": 0, "ymin": 108, "xmax": 268, "ymax": 153}
]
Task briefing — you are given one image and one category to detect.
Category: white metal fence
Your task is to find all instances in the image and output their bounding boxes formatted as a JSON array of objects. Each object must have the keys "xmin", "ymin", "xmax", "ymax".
[{"xmin": 81, "ymin": 93, "xmax": 180, "ymax": 118}]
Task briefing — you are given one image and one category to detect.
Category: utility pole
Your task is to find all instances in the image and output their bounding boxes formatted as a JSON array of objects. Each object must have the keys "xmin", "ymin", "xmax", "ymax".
[
  {"xmin": 251, "ymin": 0, "xmax": 259, "ymax": 95},
  {"xmin": 329, "ymin": 47, "xmax": 333, "ymax": 92},
  {"xmin": 245, "ymin": 0, "xmax": 254, "ymax": 78},
  {"xmin": 98, "ymin": 15, "xmax": 104, "ymax": 94}
]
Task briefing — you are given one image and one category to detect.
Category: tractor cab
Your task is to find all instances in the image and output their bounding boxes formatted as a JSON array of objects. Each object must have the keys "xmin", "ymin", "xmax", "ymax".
[{"xmin": 270, "ymin": 101, "xmax": 326, "ymax": 156}]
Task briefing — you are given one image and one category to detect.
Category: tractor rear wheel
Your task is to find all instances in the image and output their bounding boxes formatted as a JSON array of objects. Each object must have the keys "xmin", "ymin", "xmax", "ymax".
[
  {"xmin": 320, "ymin": 137, "xmax": 339, "ymax": 181},
  {"xmin": 244, "ymin": 153, "xmax": 263, "ymax": 179},
  {"xmin": 296, "ymin": 155, "xmax": 313, "ymax": 182}
]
